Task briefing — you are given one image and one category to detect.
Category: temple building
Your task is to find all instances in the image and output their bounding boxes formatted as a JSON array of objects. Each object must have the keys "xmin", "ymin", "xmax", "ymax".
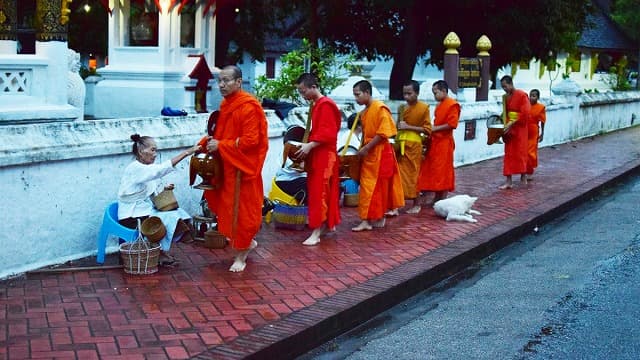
[
  {"xmin": 0, "ymin": 0, "xmax": 81, "ymax": 123},
  {"xmin": 0, "ymin": 0, "xmax": 221, "ymax": 122},
  {"xmin": 93, "ymin": 0, "xmax": 218, "ymax": 118}
]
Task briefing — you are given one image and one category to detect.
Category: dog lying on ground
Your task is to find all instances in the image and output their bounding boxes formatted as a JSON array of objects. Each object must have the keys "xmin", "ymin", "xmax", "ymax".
[{"xmin": 433, "ymin": 195, "xmax": 482, "ymax": 223}]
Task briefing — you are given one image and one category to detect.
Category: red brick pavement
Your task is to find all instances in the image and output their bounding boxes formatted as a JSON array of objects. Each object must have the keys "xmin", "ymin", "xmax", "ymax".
[{"xmin": 2, "ymin": 127, "xmax": 640, "ymax": 360}]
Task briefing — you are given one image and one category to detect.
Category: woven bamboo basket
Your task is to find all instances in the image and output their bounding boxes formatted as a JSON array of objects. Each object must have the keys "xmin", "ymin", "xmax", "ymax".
[
  {"xmin": 152, "ymin": 189, "xmax": 178, "ymax": 211},
  {"xmin": 119, "ymin": 238, "xmax": 161, "ymax": 275},
  {"xmin": 140, "ymin": 216, "xmax": 166, "ymax": 243},
  {"xmin": 204, "ymin": 229, "xmax": 227, "ymax": 249},
  {"xmin": 343, "ymin": 193, "xmax": 359, "ymax": 207}
]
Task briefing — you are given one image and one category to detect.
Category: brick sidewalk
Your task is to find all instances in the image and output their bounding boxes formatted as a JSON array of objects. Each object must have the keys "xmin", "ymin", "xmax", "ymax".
[{"xmin": 2, "ymin": 126, "xmax": 640, "ymax": 360}]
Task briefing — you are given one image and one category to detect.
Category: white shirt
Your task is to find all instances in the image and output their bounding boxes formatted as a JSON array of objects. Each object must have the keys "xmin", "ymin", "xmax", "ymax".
[{"xmin": 117, "ymin": 159, "xmax": 175, "ymax": 220}]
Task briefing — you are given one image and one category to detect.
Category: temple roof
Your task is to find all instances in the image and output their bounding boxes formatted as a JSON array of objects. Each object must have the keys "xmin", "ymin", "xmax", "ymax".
[
  {"xmin": 264, "ymin": 37, "xmax": 302, "ymax": 54},
  {"xmin": 577, "ymin": 0, "xmax": 636, "ymax": 52}
]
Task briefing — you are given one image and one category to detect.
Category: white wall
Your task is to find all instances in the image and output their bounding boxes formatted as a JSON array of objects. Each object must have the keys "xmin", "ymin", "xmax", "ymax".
[{"xmin": 1, "ymin": 91, "xmax": 639, "ymax": 279}]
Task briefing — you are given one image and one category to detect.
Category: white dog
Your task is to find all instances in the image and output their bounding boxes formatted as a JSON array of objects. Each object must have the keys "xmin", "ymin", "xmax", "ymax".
[{"xmin": 433, "ymin": 195, "xmax": 482, "ymax": 223}]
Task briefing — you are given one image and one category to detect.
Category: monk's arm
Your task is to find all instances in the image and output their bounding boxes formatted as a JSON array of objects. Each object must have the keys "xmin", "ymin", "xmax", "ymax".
[{"xmin": 359, "ymin": 134, "xmax": 384, "ymax": 157}]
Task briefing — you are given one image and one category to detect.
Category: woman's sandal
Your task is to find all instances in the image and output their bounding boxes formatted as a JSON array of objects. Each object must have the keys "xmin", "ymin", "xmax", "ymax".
[{"xmin": 159, "ymin": 254, "xmax": 179, "ymax": 266}]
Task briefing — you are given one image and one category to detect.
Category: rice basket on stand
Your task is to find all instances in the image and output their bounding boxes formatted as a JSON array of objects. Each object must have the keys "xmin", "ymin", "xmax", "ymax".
[{"xmin": 120, "ymin": 220, "xmax": 161, "ymax": 275}]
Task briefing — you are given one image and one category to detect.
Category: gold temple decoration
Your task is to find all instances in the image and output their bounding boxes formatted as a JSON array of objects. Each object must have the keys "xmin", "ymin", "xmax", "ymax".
[
  {"xmin": 60, "ymin": 0, "xmax": 71, "ymax": 25},
  {"xmin": 443, "ymin": 32, "xmax": 461, "ymax": 55},
  {"xmin": 35, "ymin": 0, "xmax": 68, "ymax": 41},
  {"xmin": 0, "ymin": 0, "xmax": 18, "ymax": 41},
  {"xmin": 476, "ymin": 35, "xmax": 491, "ymax": 56}
]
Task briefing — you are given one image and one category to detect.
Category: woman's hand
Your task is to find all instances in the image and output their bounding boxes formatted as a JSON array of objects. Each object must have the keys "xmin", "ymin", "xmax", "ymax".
[{"xmin": 171, "ymin": 144, "xmax": 201, "ymax": 167}]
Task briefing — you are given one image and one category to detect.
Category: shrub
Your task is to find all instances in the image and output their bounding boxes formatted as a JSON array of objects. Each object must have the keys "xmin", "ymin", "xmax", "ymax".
[{"xmin": 254, "ymin": 38, "xmax": 353, "ymax": 105}]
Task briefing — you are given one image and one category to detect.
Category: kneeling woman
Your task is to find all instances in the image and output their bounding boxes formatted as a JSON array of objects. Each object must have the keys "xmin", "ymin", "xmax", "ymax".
[{"xmin": 118, "ymin": 134, "xmax": 200, "ymax": 265}]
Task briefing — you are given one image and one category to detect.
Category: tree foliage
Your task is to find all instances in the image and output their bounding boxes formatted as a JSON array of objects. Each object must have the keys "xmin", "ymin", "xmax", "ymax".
[
  {"xmin": 218, "ymin": 0, "xmax": 593, "ymax": 99},
  {"xmin": 254, "ymin": 39, "xmax": 352, "ymax": 105},
  {"xmin": 611, "ymin": 0, "xmax": 640, "ymax": 89},
  {"xmin": 312, "ymin": 0, "xmax": 593, "ymax": 99},
  {"xmin": 611, "ymin": 0, "xmax": 640, "ymax": 42}
]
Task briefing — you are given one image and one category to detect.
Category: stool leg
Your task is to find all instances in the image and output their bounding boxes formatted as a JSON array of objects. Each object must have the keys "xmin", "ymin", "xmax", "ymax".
[{"xmin": 97, "ymin": 229, "xmax": 108, "ymax": 264}]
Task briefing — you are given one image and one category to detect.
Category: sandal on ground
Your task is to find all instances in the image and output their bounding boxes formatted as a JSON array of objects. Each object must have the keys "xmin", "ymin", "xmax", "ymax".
[{"xmin": 159, "ymin": 254, "xmax": 179, "ymax": 266}]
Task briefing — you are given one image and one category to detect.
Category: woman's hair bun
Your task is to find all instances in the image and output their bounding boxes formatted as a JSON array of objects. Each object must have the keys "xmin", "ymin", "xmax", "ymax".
[{"xmin": 131, "ymin": 134, "xmax": 141, "ymax": 142}]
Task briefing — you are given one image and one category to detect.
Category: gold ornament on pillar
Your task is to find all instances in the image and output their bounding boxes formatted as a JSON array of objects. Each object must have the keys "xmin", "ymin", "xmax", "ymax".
[
  {"xmin": 443, "ymin": 32, "xmax": 461, "ymax": 55},
  {"xmin": 476, "ymin": 35, "xmax": 491, "ymax": 56},
  {"xmin": 60, "ymin": 0, "xmax": 71, "ymax": 25}
]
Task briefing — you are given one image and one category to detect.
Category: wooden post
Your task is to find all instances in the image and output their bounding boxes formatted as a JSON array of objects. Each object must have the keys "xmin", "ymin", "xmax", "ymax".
[
  {"xmin": 443, "ymin": 32, "xmax": 461, "ymax": 95},
  {"xmin": 476, "ymin": 35, "xmax": 492, "ymax": 101}
]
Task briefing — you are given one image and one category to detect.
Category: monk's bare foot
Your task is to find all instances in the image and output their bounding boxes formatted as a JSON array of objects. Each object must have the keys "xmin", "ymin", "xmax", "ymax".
[
  {"xmin": 384, "ymin": 209, "xmax": 399, "ymax": 217},
  {"xmin": 498, "ymin": 183, "xmax": 513, "ymax": 190},
  {"xmin": 352, "ymin": 221, "xmax": 372, "ymax": 232},
  {"xmin": 229, "ymin": 240, "xmax": 257, "ymax": 272},
  {"xmin": 406, "ymin": 206, "xmax": 421, "ymax": 214},
  {"xmin": 371, "ymin": 218, "xmax": 386, "ymax": 228},
  {"xmin": 303, "ymin": 226, "xmax": 324, "ymax": 246}
]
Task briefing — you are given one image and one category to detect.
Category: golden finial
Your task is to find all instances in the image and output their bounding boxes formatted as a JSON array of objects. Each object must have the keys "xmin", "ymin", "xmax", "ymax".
[
  {"xmin": 60, "ymin": 0, "xmax": 72, "ymax": 25},
  {"xmin": 476, "ymin": 35, "xmax": 492, "ymax": 56},
  {"xmin": 443, "ymin": 32, "xmax": 461, "ymax": 55}
]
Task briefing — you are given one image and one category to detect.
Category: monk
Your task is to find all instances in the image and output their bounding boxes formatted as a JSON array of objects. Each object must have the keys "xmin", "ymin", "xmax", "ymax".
[
  {"xmin": 201, "ymin": 65, "xmax": 268, "ymax": 272},
  {"xmin": 416, "ymin": 80, "xmax": 460, "ymax": 208},
  {"xmin": 499, "ymin": 75, "xmax": 530, "ymax": 189},
  {"xmin": 294, "ymin": 73, "xmax": 341, "ymax": 246},
  {"xmin": 351, "ymin": 80, "xmax": 405, "ymax": 231},
  {"xmin": 395, "ymin": 80, "xmax": 432, "ymax": 215},
  {"xmin": 527, "ymin": 89, "xmax": 546, "ymax": 180}
]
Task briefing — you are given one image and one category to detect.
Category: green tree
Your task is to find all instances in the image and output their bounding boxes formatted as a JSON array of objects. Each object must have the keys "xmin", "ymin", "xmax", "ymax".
[
  {"xmin": 313, "ymin": 0, "xmax": 592, "ymax": 99},
  {"xmin": 214, "ymin": 0, "xmax": 300, "ymax": 66},
  {"xmin": 611, "ymin": 0, "xmax": 640, "ymax": 89},
  {"xmin": 215, "ymin": 0, "xmax": 592, "ymax": 99},
  {"xmin": 254, "ymin": 39, "xmax": 352, "ymax": 105}
]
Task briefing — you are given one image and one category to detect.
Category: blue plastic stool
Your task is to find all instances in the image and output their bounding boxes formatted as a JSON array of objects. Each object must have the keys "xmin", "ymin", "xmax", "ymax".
[
  {"xmin": 96, "ymin": 202, "xmax": 138, "ymax": 264},
  {"xmin": 342, "ymin": 179, "xmax": 359, "ymax": 194}
]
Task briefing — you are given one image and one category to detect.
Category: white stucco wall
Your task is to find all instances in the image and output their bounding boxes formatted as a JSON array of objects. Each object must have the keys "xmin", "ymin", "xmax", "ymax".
[{"xmin": 1, "ymin": 91, "xmax": 639, "ymax": 279}]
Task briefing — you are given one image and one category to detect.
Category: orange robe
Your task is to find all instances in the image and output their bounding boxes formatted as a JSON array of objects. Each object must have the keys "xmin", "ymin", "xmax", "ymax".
[
  {"xmin": 503, "ymin": 89, "xmax": 530, "ymax": 176},
  {"xmin": 306, "ymin": 96, "xmax": 341, "ymax": 229},
  {"xmin": 358, "ymin": 100, "xmax": 405, "ymax": 220},
  {"xmin": 417, "ymin": 97, "xmax": 459, "ymax": 192},
  {"xmin": 397, "ymin": 101, "xmax": 431, "ymax": 199},
  {"xmin": 202, "ymin": 90, "xmax": 268, "ymax": 250},
  {"xmin": 527, "ymin": 102, "xmax": 546, "ymax": 175}
]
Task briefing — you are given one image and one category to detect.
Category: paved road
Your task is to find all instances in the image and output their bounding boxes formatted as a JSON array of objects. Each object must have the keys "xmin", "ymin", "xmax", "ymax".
[{"xmin": 304, "ymin": 175, "xmax": 640, "ymax": 359}]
